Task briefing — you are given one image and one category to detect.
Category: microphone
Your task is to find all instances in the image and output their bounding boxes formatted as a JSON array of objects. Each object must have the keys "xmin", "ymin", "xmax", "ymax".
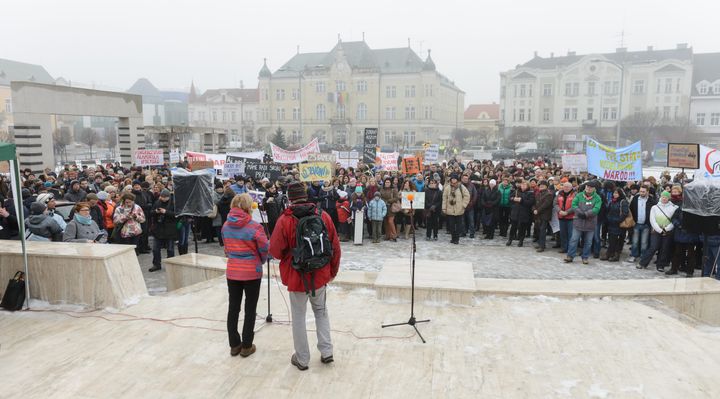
[{"xmin": 251, "ymin": 202, "xmax": 258, "ymax": 209}]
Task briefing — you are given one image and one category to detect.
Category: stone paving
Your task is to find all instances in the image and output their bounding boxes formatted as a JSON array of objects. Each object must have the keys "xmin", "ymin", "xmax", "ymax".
[{"xmin": 139, "ymin": 226, "xmax": 694, "ymax": 295}]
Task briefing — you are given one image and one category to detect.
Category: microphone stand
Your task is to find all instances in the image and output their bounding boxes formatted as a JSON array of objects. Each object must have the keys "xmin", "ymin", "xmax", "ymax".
[
  {"xmin": 258, "ymin": 204, "xmax": 273, "ymax": 323},
  {"xmin": 381, "ymin": 199, "xmax": 430, "ymax": 343}
]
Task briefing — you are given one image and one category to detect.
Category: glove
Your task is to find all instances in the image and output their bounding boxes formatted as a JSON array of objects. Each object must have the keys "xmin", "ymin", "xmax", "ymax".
[{"xmin": 576, "ymin": 212, "xmax": 586, "ymax": 219}]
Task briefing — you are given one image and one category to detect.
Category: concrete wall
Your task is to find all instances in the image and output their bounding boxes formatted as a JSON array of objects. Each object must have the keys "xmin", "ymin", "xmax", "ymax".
[{"xmin": 10, "ymin": 81, "xmax": 144, "ymax": 171}]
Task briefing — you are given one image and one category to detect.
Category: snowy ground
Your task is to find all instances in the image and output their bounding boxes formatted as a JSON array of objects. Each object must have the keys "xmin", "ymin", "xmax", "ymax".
[{"xmin": 139, "ymin": 228, "xmax": 689, "ymax": 295}]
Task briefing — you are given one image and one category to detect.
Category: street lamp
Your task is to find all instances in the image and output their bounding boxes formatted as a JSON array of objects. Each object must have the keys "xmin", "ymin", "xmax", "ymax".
[
  {"xmin": 591, "ymin": 58, "xmax": 655, "ymax": 147},
  {"xmin": 591, "ymin": 59, "xmax": 625, "ymax": 148}
]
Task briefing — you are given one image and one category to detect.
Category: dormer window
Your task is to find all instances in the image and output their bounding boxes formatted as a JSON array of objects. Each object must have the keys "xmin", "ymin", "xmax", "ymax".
[{"xmin": 699, "ymin": 82, "xmax": 709, "ymax": 95}]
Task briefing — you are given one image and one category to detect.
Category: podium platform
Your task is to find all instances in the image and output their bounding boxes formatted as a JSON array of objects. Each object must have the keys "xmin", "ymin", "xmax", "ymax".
[{"xmin": 374, "ymin": 258, "xmax": 475, "ymax": 305}]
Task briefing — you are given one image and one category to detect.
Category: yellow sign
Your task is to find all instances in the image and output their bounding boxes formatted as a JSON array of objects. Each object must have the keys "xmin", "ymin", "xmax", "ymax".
[{"xmin": 299, "ymin": 161, "xmax": 333, "ymax": 182}]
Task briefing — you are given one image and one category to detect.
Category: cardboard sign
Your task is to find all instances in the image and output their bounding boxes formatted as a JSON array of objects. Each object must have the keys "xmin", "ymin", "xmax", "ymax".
[
  {"xmin": 189, "ymin": 161, "xmax": 215, "ymax": 171},
  {"xmin": 363, "ymin": 128, "xmax": 378, "ymax": 164},
  {"xmin": 333, "ymin": 150, "xmax": 360, "ymax": 168},
  {"xmin": 186, "ymin": 151, "xmax": 226, "ymax": 171},
  {"xmin": 401, "ymin": 157, "xmax": 420, "ymax": 175},
  {"xmin": 694, "ymin": 144, "xmax": 720, "ymax": 179},
  {"xmin": 424, "ymin": 144, "xmax": 439, "ymax": 164},
  {"xmin": 247, "ymin": 190, "xmax": 268, "ymax": 224},
  {"xmin": 299, "ymin": 161, "xmax": 333, "ymax": 182},
  {"xmin": 169, "ymin": 149, "xmax": 180, "ymax": 164},
  {"xmin": 134, "ymin": 149, "xmax": 164, "ymax": 166},
  {"xmin": 667, "ymin": 143, "xmax": 700, "ymax": 169},
  {"xmin": 377, "ymin": 152, "xmax": 399, "ymax": 171},
  {"xmin": 223, "ymin": 162, "xmax": 245, "ymax": 178},
  {"xmin": 401, "ymin": 191, "xmax": 425, "ymax": 209},
  {"xmin": 561, "ymin": 154, "xmax": 588, "ymax": 173}
]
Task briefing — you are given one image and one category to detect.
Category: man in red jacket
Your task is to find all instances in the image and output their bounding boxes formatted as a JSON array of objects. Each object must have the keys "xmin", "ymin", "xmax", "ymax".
[{"xmin": 269, "ymin": 181, "xmax": 341, "ymax": 371}]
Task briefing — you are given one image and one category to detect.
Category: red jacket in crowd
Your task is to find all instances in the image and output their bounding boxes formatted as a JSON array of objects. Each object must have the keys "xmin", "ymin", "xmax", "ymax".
[
  {"xmin": 269, "ymin": 203, "xmax": 341, "ymax": 292},
  {"xmin": 336, "ymin": 199, "xmax": 351, "ymax": 223},
  {"xmin": 222, "ymin": 207, "xmax": 269, "ymax": 281},
  {"xmin": 556, "ymin": 190, "xmax": 576, "ymax": 220}
]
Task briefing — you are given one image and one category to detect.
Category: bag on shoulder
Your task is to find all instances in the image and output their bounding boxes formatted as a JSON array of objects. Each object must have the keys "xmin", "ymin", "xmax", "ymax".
[
  {"xmin": 111, "ymin": 221, "xmax": 125, "ymax": 241},
  {"xmin": 292, "ymin": 209, "xmax": 333, "ymax": 296},
  {"xmin": 620, "ymin": 211, "xmax": 635, "ymax": 229},
  {"xmin": 1, "ymin": 271, "xmax": 26, "ymax": 311}
]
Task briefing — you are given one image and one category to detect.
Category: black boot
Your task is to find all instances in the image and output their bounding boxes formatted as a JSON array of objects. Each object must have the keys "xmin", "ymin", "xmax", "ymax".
[
  {"xmin": 518, "ymin": 239, "xmax": 524, "ymax": 247},
  {"xmin": 506, "ymin": 239, "xmax": 512, "ymax": 246}
]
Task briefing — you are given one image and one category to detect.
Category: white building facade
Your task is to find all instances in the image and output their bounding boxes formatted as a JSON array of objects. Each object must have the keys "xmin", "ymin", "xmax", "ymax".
[
  {"xmin": 500, "ymin": 45, "xmax": 694, "ymax": 151},
  {"xmin": 187, "ymin": 84, "xmax": 259, "ymax": 150},
  {"xmin": 690, "ymin": 53, "xmax": 720, "ymax": 145}
]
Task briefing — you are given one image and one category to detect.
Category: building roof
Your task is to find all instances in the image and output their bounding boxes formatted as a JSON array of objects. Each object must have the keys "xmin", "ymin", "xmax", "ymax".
[
  {"xmin": 692, "ymin": 52, "xmax": 720, "ymax": 95},
  {"xmin": 193, "ymin": 88, "xmax": 259, "ymax": 103},
  {"xmin": 519, "ymin": 47, "xmax": 693, "ymax": 70},
  {"xmin": 127, "ymin": 78, "xmax": 189, "ymax": 103},
  {"xmin": 268, "ymin": 41, "xmax": 462, "ymax": 92},
  {"xmin": 464, "ymin": 103, "xmax": 500, "ymax": 120},
  {"xmin": 0, "ymin": 58, "xmax": 55, "ymax": 86}
]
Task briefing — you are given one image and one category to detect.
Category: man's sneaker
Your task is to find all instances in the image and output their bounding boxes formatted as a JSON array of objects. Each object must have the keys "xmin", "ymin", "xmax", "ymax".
[
  {"xmin": 582, "ymin": 259, "xmax": 589, "ymax": 265},
  {"xmin": 626, "ymin": 256, "xmax": 636, "ymax": 263},
  {"xmin": 320, "ymin": 355, "xmax": 334, "ymax": 364},
  {"xmin": 240, "ymin": 344, "xmax": 256, "ymax": 358},
  {"xmin": 635, "ymin": 263, "xmax": 643, "ymax": 269},
  {"xmin": 291, "ymin": 354, "xmax": 308, "ymax": 371},
  {"xmin": 563, "ymin": 256, "xmax": 573, "ymax": 263}
]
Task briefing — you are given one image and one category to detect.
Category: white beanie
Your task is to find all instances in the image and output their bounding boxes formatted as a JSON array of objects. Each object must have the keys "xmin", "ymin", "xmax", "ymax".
[
  {"xmin": 36, "ymin": 193, "xmax": 54, "ymax": 204},
  {"xmin": 489, "ymin": 179, "xmax": 497, "ymax": 187}
]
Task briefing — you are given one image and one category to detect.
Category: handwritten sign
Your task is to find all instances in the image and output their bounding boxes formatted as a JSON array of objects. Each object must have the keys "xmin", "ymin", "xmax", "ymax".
[
  {"xmin": 299, "ymin": 161, "xmax": 333, "ymax": 182},
  {"xmin": 667, "ymin": 143, "xmax": 700, "ymax": 169},
  {"xmin": 223, "ymin": 162, "xmax": 245, "ymax": 178},
  {"xmin": 186, "ymin": 151, "xmax": 226, "ymax": 171},
  {"xmin": 586, "ymin": 138, "xmax": 642, "ymax": 181},
  {"xmin": 363, "ymin": 128, "xmax": 378, "ymax": 164},
  {"xmin": 561, "ymin": 154, "xmax": 588, "ymax": 173},
  {"xmin": 401, "ymin": 191, "xmax": 425, "ymax": 209},
  {"xmin": 270, "ymin": 138, "xmax": 320, "ymax": 164},
  {"xmin": 134, "ymin": 149, "xmax": 164, "ymax": 166},
  {"xmin": 376, "ymin": 152, "xmax": 399, "ymax": 171},
  {"xmin": 424, "ymin": 144, "xmax": 439, "ymax": 164},
  {"xmin": 169, "ymin": 149, "xmax": 180, "ymax": 164},
  {"xmin": 401, "ymin": 156, "xmax": 420, "ymax": 175},
  {"xmin": 244, "ymin": 162, "xmax": 282, "ymax": 181}
]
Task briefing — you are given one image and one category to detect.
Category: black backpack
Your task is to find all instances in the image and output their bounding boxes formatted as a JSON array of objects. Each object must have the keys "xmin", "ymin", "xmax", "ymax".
[{"xmin": 292, "ymin": 208, "xmax": 333, "ymax": 296}]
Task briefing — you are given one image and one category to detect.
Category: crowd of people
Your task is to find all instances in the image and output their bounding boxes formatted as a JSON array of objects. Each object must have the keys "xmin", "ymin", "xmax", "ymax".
[{"xmin": 2, "ymin": 153, "xmax": 719, "ymax": 368}]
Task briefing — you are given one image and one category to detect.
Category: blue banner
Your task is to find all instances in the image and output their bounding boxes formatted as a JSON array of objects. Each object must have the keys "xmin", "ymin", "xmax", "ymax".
[{"xmin": 586, "ymin": 138, "xmax": 643, "ymax": 181}]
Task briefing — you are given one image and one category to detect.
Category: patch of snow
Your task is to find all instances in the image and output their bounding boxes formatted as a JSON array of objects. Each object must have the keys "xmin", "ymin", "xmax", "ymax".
[
  {"xmin": 588, "ymin": 384, "xmax": 610, "ymax": 398},
  {"xmin": 620, "ymin": 385, "xmax": 644, "ymax": 394},
  {"xmin": 554, "ymin": 380, "xmax": 581, "ymax": 396},
  {"xmin": 349, "ymin": 288, "xmax": 376, "ymax": 296}
]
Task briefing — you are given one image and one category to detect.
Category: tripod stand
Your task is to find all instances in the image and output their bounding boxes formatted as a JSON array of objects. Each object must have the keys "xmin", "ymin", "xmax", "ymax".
[
  {"xmin": 381, "ymin": 199, "xmax": 430, "ymax": 343},
  {"xmin": 258, "ymin": 204, "xmax": 273, "ymax": 323}
]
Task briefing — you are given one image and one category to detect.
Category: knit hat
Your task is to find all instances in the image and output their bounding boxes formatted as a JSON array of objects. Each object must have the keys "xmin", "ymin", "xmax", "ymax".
[
  {"xmin": 287, "ymin": 182, "xmax": 308, "ymax": 203},
  {"xmin": 86, "ymin": 193, "xmax": 98, "ymax": 201},
  {"xmin": 97, "ymin": 191, "xmax": 109, "ymax": 201},
  {"xmin": 355, "ymin": 186, "xmax": 363, "ymax": 194},
  {"xmin": 43, "ymin": 181, "xmax": 53, "ymax": 188},
  {"xmin": 374, "ymin": 192, "xmax": 381, "ymax": 197},
  {"xmin": 123, "ymin": 185, "xmax": 133, "ymax": 192},
  {"xmin": 160, "ymin": 189, "xmax": 171, "ymax": 197},
  {"xmin": 661, "ymin": 191, "xmax": 671, "ymax": 199},
  {"xmin": 337, "ymin": 190, "xmax": 348, "ymax": 199},
  {"xmin": 36, "ymin": 193, "xmax": 54, "ymax": 204},
  {"xmin": 489, "ymin": 179, "xmax": 497, "ymax": 187},
  {"xmin": 30, "ymin": 202, "xmax": 47, "ymax": 215},
  {"xmin": 140, "ymin": 181, "xmax": 151, "ymax": 189},
  {"xmin": 450, "ymin": 173, "xmax": 459, "ymax": 181},
  {"xmin": 21, "ymin": 188, "xmax": 31, "ymax": 199}
]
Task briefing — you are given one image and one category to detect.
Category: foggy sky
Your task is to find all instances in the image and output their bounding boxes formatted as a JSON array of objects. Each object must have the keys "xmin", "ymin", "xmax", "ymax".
[{"xmin": 3, "ymin": 0, "xmax": 719, "ymax": 104}]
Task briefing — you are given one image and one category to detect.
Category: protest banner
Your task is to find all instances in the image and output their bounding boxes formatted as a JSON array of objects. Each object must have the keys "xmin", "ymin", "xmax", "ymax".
[
  {"xmin": 299, "ymin": 161, "xmax": 333, "ymax": 182},
  {"xmin": 424, "ymin": 144, "xmax": 439, "ymax": 164},
  {"xmin": 226, "ymin": 151, "xmax": 264, "ymax": 161},
  {"xmin": 401, "ymin": 156, "xmax": 420, "ymax": 175},
  {"xmin": 332, "ymin": 150, "xmax": 359, "ymax": 168},
  {"xmin": 653, "ymin": 142, "xmax": 669, "ymax": 163},
  {"xmin": 586, "ymin": 138, "xmax": 642, "ymax": 181},
  {"xmin": 169, "ymin": 149, "xmax": 180, "ymax": 164},
  {"xmin": 401, "ymin": 191, "xmax": 425, "ymax": 209},
  {"xmin": 561, "ymin": 154, "xmax": 588, "ymax": 173},
  {"xmin": 223, "ymin": 162, "xmax": 245, "ymax": 178},
  {"xmin": 270, "ymin": 138, "xmax": 320, "ymax": 164},
  {"xmin": 244, "ymin": 162, "xmax": 282, "ymax": 181},
  {"xmin": 307, "ymin": 153, "xmax": 337, "ymax": 163},
  {"xmin": 134, "ymin": 149, "xmax": 164, "ymax": 166},
  {"xmin": 376, "ymin": 152, "xmax": 399, "ymax": 171},
  {"xmin": 186, "ymin": 151, "xmax": 226, "ymax": 171},
  {"xmin": 667, "ymin": 143, "xmax": 700, "ymax": 169},
  {"xmin": 694, "ymin": 144, "xmax": 720, "ymax": 179},
  {"xmin": 363, "ymin": 128, "xmax": 378, "ymax": 164}
]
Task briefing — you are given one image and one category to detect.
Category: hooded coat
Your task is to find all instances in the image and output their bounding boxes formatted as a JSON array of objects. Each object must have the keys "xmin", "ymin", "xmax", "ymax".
[
  {"xmin": 222, "ymin": 207, "xmax": 268, "ymax": 281},
  {"xmin": 268, "ymin": 203, "xmax": 341, "ymax": 292},
  {"xmin": 25, "ymin": 214, "xmax": 63, "ymax": 241}
]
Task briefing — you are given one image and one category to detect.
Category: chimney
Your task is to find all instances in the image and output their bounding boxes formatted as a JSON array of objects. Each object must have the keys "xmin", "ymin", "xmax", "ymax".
[
  {"xmin": 677, "ymin": 43, "xmax": 688, "ymax": 49},
  {"xmin": 567, "ymin": 51, "xmax": 576, "ymax": 56},
  {"xmin": 550, "ymin": 52, "xmax": 554, "ymax": 58},
  {"xmin": 534, "ymin": 51, "xmax": 538, "ymax": 58},
  {"xmin": 616, "ymin": 47, "xmax": 627, "ymax": 53},
  {"xmin": 647, "ymin": 45, "xmax": 654, "ymax": 51}
]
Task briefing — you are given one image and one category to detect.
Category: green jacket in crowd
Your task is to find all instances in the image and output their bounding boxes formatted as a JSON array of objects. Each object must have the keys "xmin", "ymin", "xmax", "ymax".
[{"xmin": 498, "ymin": 183, "xmax": 513, "ymax": 207}]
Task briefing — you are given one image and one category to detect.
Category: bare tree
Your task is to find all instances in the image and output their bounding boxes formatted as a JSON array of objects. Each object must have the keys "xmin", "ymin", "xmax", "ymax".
[
  {"xmin": 504, "ymin": 126, "xmax": 534, "ymax": 150},
  {"xmin": 79, "ymin": 127, "xmax": 100, "ymax": 159},
  {"xmin": 620, "ymin": 112, "xmax": 702, "ymax": 150},
  {"xmin": 450, "ymin": 128, "xmax": 473, "ymax": 148},
  {"xmin": 53, "ymin": 127, "xmax": 73, "ymax": 163},
  {"xmin": 105, "ymin": 127, "xmax": 118, "ymax": 158}
]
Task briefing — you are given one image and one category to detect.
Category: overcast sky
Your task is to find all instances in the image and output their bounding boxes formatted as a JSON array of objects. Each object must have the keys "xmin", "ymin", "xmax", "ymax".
[{"xmin": 3, "ymin": 0, "xmax": 719, "ymax": 104}]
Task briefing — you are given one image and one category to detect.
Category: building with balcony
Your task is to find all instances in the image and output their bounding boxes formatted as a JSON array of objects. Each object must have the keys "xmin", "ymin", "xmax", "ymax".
[
  {"xmin": 690, "ymin": 52, "xmax": 720, "ymax": 145},
  {"xmin": 256, "ymin": 39, "xmax": 465, "ymax": 148},
  {"xmin": 499, "ymin": 44, "xmax": 694, "ymax": 151}
]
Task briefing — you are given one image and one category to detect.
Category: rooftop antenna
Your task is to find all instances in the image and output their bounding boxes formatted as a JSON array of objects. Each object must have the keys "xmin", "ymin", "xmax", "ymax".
[
  {"xmin": 297, "ymin": 45, "xmax": 300, "ymax": 55},
  {"xmin": 362, "ymin": 31, "xmax": 365, "ymax": 42},
  {"xmin": 407, "ymin": 37, "xmax": 411, "ymax": 48},
  {"xmin": 338, "ymin": 33, "xmax": 341, "ymax": 43}
]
